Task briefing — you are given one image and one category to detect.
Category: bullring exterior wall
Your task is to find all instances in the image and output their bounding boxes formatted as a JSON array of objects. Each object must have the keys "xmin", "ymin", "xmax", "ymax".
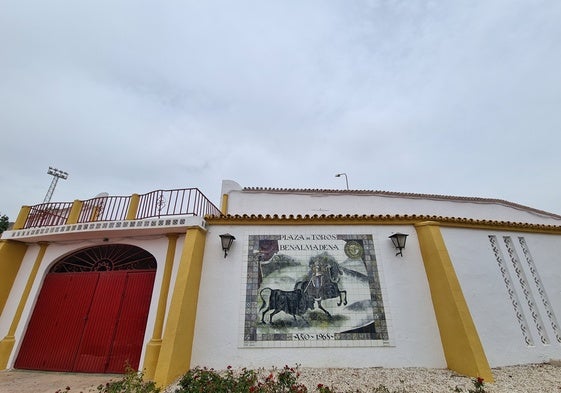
[
  {"xmin": 442, "ymin": 227, "xmax": 561, "ymax": 366},
  {"xmin": 216, "ymin": 182, "xmax": 561, "ymax": 373},
  {"xmin": 0, "ymin": 236, "xmax": 181, "ymax": 369},
  {"xmin": 2, "ymin": 180, "xmax": 561, "ymax": 386},
  {"xmin": 191, "ymin": 223, "xmax": 447, "ymax": 369},
  {"xmin": 223, "ymin": 186, "xmax": 561, "ymax": 226}
]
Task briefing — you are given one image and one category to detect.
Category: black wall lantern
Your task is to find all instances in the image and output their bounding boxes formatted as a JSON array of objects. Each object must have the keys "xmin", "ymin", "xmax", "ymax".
[
  {"xmin": 219, "ymin": 233, "xmax": 236, "ymax": 258},
  {"xmin": 389, "ymin": 233, "xmax": 408, "ymax": 257}
]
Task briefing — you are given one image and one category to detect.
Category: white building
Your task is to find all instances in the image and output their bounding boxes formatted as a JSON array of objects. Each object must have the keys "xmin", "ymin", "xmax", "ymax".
[{"xmin": 1, "ymin": 180, "xmax": 561, "ymax": 386}]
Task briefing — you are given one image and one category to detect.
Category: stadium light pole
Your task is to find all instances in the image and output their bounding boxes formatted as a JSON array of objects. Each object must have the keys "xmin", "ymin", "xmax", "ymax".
[{"xmin": 43, "ymin": 167, "xmax": 69, "ymax": 203}]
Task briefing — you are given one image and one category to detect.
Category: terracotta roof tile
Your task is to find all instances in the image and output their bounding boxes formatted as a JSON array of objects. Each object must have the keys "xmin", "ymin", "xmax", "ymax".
[{"xmin": 205, "ymin": 213, "xmax": 561, "ymax": 232}]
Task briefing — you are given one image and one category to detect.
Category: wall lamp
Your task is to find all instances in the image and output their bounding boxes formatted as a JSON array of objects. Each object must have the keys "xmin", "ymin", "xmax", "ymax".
[
  {"xmin": 389, "ymin": 233, "xmax": 408, "ymax": 257},
  {"xmin": 219, "ymin": 233, "xmax": 236, "ymax": 258}
]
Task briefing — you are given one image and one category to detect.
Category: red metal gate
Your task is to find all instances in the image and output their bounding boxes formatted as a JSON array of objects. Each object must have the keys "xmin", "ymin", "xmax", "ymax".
[{"xmin": 15, "ymin": 270, "xmax": 155, "ymax": 373}]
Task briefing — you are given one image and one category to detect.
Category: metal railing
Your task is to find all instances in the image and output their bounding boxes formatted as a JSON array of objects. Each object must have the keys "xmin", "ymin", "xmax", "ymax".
[
  {"xmin": 19, "ymin": 188, "xmax": 221, "ymax": 229},
  {"xmin": 137, "ymin": 188, "xmax": 221, "ymax": 219},
  {"xmin": 77, "ymin": 195, "xmax": 131, "ymax": 223},
  {"xmin": 24, "ymin": 202, "xmax": 74, "ymax": 228}
]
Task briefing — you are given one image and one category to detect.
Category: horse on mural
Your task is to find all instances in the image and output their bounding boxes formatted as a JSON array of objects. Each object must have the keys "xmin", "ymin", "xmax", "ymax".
[{"xmin": 294, "ymin": 252, "xmax": 347, "ymax": 318}]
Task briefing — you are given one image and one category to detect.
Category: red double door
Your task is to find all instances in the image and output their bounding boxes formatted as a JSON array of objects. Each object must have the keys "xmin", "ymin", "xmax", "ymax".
[{"xmin": 15, "ymin": 270, "xmax": 155, "ymax": 373}]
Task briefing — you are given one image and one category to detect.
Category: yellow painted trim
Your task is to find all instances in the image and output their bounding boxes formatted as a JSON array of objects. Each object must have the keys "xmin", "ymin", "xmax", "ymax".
[
  {"xmin": 144, "ymin": 233, "xmax": 179, "ymax": 380},
  {"xmin": 205, "ymin": 214, "xmax": 561, "ymax": 234},
  {"xmin": 153, "ymin": 228, "xmax": 206, "ymax": 387},
  {"xmin": 13, "ymin": 207, "xmax": 31, "ymax": 230},
  {"xmin": 415, "ymin": 222, "xmax": 493, "ymax": 382},
  {"xmin": 0, "ymin": 242, "xmax": 48, "ymax": 369},
  {"xmin": 220, "ymin": 194, "xmax": 228, "ymax": 215},
  {"xmin": 90, "ymin": 206, "xmax": 101, "ymax": 222},
  {"xmin": 66, "ymin": 200, "xmax": 83, "ymax": 224},
  {"xmin": 0, "ymin": 241, "xmax": 28, "ymax": 316},
  {"xmin": 126, "ymin": 194, "xmax": 141, "ymax": 220}
]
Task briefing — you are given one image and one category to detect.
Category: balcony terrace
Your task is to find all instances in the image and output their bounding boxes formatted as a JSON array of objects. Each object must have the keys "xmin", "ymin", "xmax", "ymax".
[{"xmin": 2, "ymin": 188, "xmax": 222, "ymax": 242}]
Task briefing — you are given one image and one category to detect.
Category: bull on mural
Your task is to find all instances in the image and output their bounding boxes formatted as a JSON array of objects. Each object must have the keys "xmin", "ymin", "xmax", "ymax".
[{"xmin": 259, "ymin": 287, "xmax": 315, "ymax": 323}]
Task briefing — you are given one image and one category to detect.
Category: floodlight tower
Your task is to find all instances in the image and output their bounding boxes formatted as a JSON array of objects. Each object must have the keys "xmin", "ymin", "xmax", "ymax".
[{"xmin": 43, "ymin": 167, "xmax": 69, "ymax": 203}]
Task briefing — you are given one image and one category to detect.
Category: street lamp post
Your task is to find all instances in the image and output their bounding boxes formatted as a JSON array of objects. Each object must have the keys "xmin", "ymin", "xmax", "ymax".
[{"xmin": 335, "ymin": 173, "xmax": 349, "ymax": 190}]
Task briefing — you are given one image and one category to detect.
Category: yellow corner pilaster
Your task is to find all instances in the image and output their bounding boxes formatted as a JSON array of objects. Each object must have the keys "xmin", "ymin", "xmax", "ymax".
[
  {"xmin": 0, "ymin": 242, "xmax": 48, "ymax": 369},
  {"xmin": 153, "ymin": 227, "xmax": 206, "ymax": 387},
  {"xmin": 143, "ymin": 234, "xmax": 179, "ymax": 380},
  {"xmin": 13, "ymin": 206, "xmax": 31, "ymax": 230},
  {"xmin": 415, "ymin": 222, "xmax": 493, "ymax": 382},
  {"xmin": 126, "ymin": 194, "xmax": 141, "ymax": 220},
  {"xmin": 0, "ymin": 241, "xmax": 29, "ymax": 316},
  {"xmin": 220, "ymin": 194, "xmax": 228, "ymax": 215},
  {"xmin": 66, "ymin": 200, "xmax": 83, "ymax": 224}
]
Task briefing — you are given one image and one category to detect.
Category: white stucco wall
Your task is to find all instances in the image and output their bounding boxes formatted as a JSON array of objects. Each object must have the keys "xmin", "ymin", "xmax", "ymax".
[
  {"xmin": 5, "ymin": 182, "xmax": 561, "ymax": 373},
  {"xmin": 224, "ymin": 187, "xmax": 561, "ymax": 225},
  {"xmin": 217, "ymin": 180, "xmax": 561, "ymax": 369},
  {"xmin": 191, "ymin": 224, "xmax": 446, "ymax": 369},
  {"xmin": 442, "ymin": 227, "xmax": 561, "ymax": 366}
]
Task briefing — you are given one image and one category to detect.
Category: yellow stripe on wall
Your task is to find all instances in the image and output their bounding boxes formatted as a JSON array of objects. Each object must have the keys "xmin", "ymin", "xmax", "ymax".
[
  {"xmin": 153, "ymin": 227, "xmax": 207, "ymax": 387},
  {"xmin": 143, "ymin": 233, "xmax": 179, "ymax": 380},
  {"xmin": 220, "ymin": 194, "xmax": 229, "ymax": 215},
  {"xmin": 0, "ymin": 241, "xmax": 28, "ymax": 316},
  {"xmin": 415, "ymin": 221, "xmax": 493, "ymax": 382},
  {"xmin": 0, "ymin": 242, "xmax": 48, "ymax": 369}
]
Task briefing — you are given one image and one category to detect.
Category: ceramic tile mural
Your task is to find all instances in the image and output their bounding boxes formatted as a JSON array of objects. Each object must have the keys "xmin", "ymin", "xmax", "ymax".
[{"xmin": 243, "ymin": 234, "xmax": 389, "ymax": 347}]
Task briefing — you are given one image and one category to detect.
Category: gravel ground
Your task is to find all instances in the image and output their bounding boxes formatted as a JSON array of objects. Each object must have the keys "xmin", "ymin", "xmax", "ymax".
[
  {"xmin": 0, "ymin": 369, "xmax": 118, "ymax": 393},
  {"xmin": 1, "ymin": 363, "xmax": 560, "ymax": 392},
  {"xmin": 163, "ymin": 363, "xmax": 561, "ymax": 393},
  {"xmin": 292, "ymin": 364, "xmax": 561, "ymax": 392}
]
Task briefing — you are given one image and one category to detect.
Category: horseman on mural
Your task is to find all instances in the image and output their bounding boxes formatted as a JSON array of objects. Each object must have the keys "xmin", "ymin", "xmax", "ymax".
[
  {"xmin": 294, "ymin": 253, "xmax": 348, "ymax": 318},
  {"xmin": 259, "ymin": 252, "xmax": 348, "ymax": 323}
]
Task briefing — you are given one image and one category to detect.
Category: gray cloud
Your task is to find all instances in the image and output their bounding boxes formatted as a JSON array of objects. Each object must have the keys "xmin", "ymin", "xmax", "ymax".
[{"xmin": 2, "ymin": 1, "xmax": 561, "ymax": 218}]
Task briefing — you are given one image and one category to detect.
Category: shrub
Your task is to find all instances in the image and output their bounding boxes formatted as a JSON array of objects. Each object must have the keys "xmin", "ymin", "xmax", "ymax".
[
  {"xmin": 96, "ymin": 367, "xmax": 160, "ymax": 393},
  {"xmin": 176, "ymin": 365, "xmax": 307, "ymax": 393},
  {"xmin": 453, "ymin": 377, "xmax": 486, "ymax": 393}
]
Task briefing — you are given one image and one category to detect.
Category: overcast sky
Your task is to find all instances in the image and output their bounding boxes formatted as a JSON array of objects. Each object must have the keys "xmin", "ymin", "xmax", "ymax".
[{"xmin": 1, "ymin": 1, "xmax": 561, "ymax": 219}]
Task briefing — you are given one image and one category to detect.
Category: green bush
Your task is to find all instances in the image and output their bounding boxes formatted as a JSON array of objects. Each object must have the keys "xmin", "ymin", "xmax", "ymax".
[
  {"xmin": 176, "ymin": 365, "xmax": 307, "ymax": 393},
  {"xmin": 57, "ymin": 364, "xmax": 487, "ymax": 393},
  {"xmin": 96, "ymin": 368, "xmax": 160, "ymax": 393}
]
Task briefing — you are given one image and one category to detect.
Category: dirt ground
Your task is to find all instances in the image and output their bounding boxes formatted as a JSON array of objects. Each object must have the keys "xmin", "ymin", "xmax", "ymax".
[{"xmin": 0, "ymin": 369, "xmax": 120, "ymax": 393}]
